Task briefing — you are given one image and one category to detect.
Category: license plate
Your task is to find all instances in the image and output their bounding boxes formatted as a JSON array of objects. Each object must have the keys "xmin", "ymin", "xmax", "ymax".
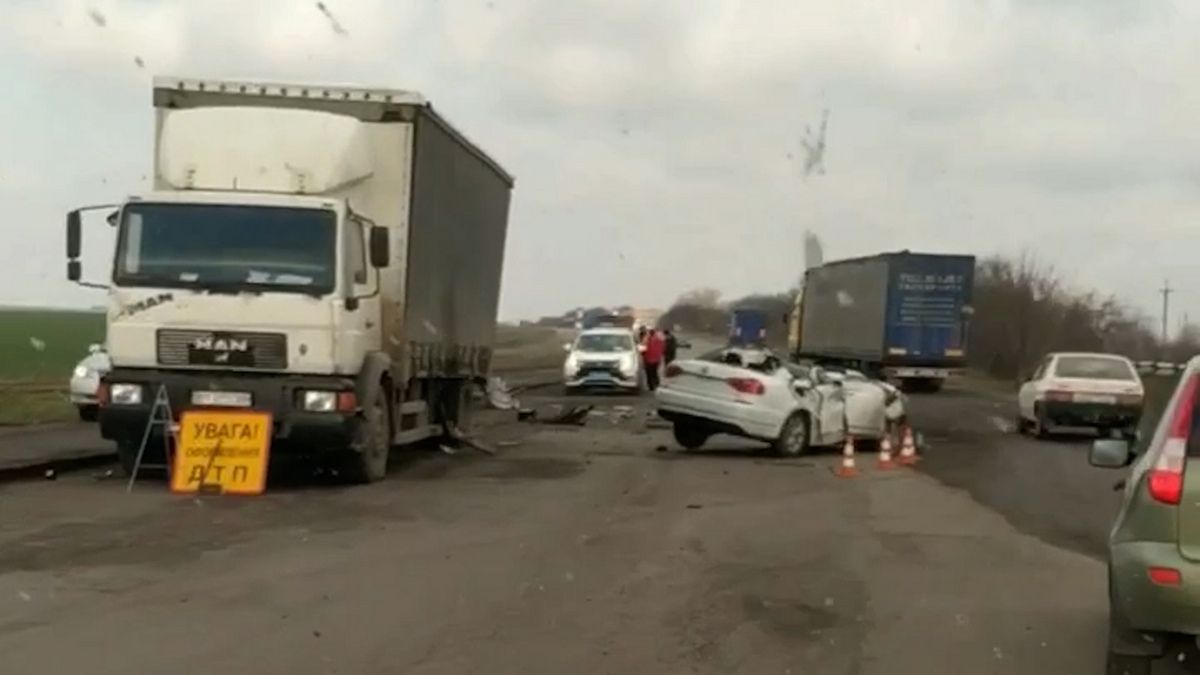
[
  {"xmin": 191, "ymin": 390, "xmax": 253, "ymax": 407},
  {"xmin": 1074, "ymin": 393, "xmax": 1116, "ymax": 405}
]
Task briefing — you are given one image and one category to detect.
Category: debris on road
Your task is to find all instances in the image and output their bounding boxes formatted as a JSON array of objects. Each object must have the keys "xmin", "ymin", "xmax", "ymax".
[
  {"xmin": 517, "ymin": 408, "xmax": 537, "ymax": 422},
  {"xmin": 655, "ymin": 445, "xmax": 668, "ymax": 453},
  {"xmin": 486, "ymin": 377, "xmax": 520, "ymax": 410},
  {"xmin": 686, "ymin": 504, "xmax": 703, "ymax": 510},
  {"xmin": 542, "ymin": 405, "xmax": 593, "ymax": 426},
  {"xmin": 43, "ymin": 469, "xmax": 56, "ymax": 481}
]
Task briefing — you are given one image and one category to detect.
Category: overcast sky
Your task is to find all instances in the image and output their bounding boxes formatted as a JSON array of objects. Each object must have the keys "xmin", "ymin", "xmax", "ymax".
[{"xmin": 3, "ymin": 0, "xmax": 1199, "ymax": 327}]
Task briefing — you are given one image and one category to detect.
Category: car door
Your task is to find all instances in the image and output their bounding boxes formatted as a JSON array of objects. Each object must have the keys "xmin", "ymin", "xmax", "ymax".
[
  {"xmin": 1018, "ymin": 357, "xmax": 1051, "ymax": 420},
  {"xmin": 807, "ymin": 368, "xmax": 848, "ymax": 445}
]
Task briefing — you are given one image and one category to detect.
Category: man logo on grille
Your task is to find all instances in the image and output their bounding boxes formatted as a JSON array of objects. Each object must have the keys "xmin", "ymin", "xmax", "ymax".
[{"xmin": 192, "ymin": 336, "xmax": 249, "ymax": 352}]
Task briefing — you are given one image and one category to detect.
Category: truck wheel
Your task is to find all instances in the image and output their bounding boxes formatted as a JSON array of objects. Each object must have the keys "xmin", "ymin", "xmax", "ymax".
[
  {"xmin": 117, "ymin": 441, "xmax": 139, "ymax": 477},
  {"xmin": 672, "ymin": 422, "xmax": 710, "ymax": 450},
  {"xmin": 344, "ymin": 386, "xmax": 390, "ymax": 484},
  {"xmin": 773, "ymin": 414, "xmax": 810, "ymax": 457}
]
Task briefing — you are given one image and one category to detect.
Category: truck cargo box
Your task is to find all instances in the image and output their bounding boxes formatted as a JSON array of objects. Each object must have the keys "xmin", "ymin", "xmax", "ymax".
[{"xmin": 797, "ymin": 252, "xmax": 975, "ymax": 369}]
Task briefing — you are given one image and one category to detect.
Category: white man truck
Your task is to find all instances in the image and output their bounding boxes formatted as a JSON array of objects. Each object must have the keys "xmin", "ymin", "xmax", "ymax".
[{"xmin": 65, "ymin": 76, "xmax": 513, "ymax": 482}]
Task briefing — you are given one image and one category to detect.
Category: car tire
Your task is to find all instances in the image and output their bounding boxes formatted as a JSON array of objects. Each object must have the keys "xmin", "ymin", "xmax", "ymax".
[
  {"xmin": 1032, "ymin": 404, "xmax": 1053, "ymax": 440},
  {"xmin": 77, "ymin": 405, "xmax": 98, "ymax": 422},
  {"xmin": 672, "ymin": 422, "xmax": 710, "ymax": 450},
  {"xmin": 342, "ymin": 385, "xmax": 391, "ymax": 484},
  {"xmin": 773, "ymin": 413, "xmax": 810, "ymax": 457}
]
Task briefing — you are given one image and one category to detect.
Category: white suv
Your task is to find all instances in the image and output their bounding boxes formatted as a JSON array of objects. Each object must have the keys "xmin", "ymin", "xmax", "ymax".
[
  {"xmin": 563, "ymin": 328, "xmax": 643, "ymax": 393},
  {"xmin": 1017, "ymin": 351, "xmax": 1143, "ymax": 439}
]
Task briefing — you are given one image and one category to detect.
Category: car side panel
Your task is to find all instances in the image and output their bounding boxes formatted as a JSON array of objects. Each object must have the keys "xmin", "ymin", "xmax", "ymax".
[{"xmin": 1111, "ymin": 540, "xmax": 1200, "ymax": 634}]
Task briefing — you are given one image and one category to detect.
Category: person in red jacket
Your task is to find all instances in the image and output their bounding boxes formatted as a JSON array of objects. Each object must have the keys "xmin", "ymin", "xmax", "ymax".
[{"xmin": 641, "ymin": 329, "xmax": 665, "ymax": 391}]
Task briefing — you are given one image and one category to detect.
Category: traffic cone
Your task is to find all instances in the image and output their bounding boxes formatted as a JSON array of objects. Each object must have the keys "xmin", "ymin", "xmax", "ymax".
[
  {"xmin": 835, "ymin": 435, "xmax": 858, "ymax": 477},
  {"xmin": 898, "ymin": 425, "xmax": 919, "ymax": 465},
  {"xmin": 876, "ymin": 431, "xmax": 896, "ymax": 470}
]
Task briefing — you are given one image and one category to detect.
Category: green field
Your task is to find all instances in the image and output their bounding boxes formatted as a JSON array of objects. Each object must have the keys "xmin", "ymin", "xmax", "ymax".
[{"xmin": 0, "ymin": 307, "xmax": 105, "ymax": 382}]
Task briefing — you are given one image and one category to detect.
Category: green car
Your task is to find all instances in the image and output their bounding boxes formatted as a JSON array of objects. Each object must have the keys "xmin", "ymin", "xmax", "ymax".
[{"xmin": 1091, "ymin": 367, "xmax": 1200, "ymax": 673}]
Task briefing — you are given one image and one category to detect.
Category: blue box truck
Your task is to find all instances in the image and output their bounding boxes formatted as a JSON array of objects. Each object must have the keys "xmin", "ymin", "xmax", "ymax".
[
  {"xmin": 729, "ymin": 308, "xmax": 768, "ymax": 347},
  {"xmin": 787, "ymin": 251, "xmax": 976, "ymax": 392}
]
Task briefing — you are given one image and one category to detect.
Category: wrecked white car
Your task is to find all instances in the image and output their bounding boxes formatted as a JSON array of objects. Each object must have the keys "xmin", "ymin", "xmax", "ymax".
[{"xmin": 654, "ymin": 347, "xmax": 906, "ymax": 455}]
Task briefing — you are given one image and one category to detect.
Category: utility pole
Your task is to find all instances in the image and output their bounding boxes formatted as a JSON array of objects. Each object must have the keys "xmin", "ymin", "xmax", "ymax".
[{"xmin": 1161, "ymin": 279, "xmax": 1174, "ymax": 347}]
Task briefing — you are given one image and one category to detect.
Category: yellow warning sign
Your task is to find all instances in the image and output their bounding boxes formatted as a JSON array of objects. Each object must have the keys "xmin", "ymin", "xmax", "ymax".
[{"xmin": 171, "ymin": 410, "xmax": 272, "ymax": 495}]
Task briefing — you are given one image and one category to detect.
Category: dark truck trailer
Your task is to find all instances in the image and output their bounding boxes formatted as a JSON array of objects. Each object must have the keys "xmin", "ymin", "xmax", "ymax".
[{"xmin": 791, "ymin": 251, "xmax": 975, "ymax": 391}]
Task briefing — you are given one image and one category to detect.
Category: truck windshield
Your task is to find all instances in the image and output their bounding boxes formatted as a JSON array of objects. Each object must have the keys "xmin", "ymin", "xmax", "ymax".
[{"xmin": 114, "ymin": 203, "xmax": 337, "ymax": 294}]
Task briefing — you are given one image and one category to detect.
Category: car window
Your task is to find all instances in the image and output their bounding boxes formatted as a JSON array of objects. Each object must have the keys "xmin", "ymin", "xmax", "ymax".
[
  {"xmin": 1052, "ymin": 355, "xmax": 1136, "ymax": 381},
  {"xmin": 575, "ymin": 334, "xmax": 633, "ymax": 353}
]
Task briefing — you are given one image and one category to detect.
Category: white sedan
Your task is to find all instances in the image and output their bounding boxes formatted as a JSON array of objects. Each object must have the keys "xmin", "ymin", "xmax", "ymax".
[
  {"xmin": 69, "ymin": 344, "xmax": 111, "ymax": 422},
  {"xmin": 1017, "ymin": 351, "xmax": 1143, "ymax": 439},
  {"xmin": 654, "ymin": 347, "xmax": 906, "ymax": 455}
]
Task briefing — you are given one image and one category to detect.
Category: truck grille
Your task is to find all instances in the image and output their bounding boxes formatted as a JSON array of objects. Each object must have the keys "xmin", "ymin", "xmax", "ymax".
[{"xmin": 156, "ymin": 329, "xmax": 288, "ymax": 370}]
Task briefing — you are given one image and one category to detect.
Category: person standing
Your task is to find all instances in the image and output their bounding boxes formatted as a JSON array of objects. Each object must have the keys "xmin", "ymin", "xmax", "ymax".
[
  {"xmin": 662, "ymin": 329, "xmax": 678, "ymax": 365},
  {"xmin": 642, "ymin": 329, "xmax": 665, "ymax": 391}
]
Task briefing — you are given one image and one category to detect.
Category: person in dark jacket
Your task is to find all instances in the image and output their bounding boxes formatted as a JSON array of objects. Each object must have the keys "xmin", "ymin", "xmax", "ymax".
[{"xmin": 662, "ymin": 329, "xmax": 678, "ymax": 365}]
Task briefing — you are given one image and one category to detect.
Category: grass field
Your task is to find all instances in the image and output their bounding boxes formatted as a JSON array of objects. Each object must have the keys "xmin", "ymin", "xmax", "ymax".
[
  {"xmin": 0, "ymin": 307, "xmax": 105, "ymax": 382},
  {"xmin": 0, "ymin": 307, "xmax": 105, "ymax": 425}
]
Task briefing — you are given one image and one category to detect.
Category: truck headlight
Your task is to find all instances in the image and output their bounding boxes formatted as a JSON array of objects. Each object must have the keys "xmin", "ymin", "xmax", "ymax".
[
  {"xmin": 109, "ymin": 383, "xmax": 144, "ymax": 405},
  {"xmin": 301, "ymin": 390, "xmax": 357, "ymax": 413},
  {"xmin": 303, "ymin": 391, "xmax": 338, "ymax": 412}
]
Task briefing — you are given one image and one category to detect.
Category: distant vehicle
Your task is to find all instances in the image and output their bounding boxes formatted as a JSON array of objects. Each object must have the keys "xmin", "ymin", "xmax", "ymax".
[
  {"xmin": 563, "ymin": 328, "xmax": 643, "ymax": 393},
  {"xmin": 69, "ymin": 344, "xmax": 111, "ymax": 422},
  {"xmin": 729, "ymin": 308, "xmax": 767, "ymax": 347},
  {"xmin": 1017, "ymin": 352, "xmax": 1143, "ymax": 439},
  {"xmin": 64, "ymin": 76, "xmax": 513, "ymax": 482},
  {"xmin": 654, "ymin": 347, "xmax": 906, "ymax": 455},
  {"xmin": 787, "ymin": 251, "xmax": 975, "ymax": 392},
  {"xmin": 1087, "ymin": 356, "xmax": 1200, "ymax": 672}
]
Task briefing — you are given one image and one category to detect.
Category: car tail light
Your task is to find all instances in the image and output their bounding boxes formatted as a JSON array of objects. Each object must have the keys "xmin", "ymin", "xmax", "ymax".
[
  {"xmin": 1148, "ymin": 373, "xmax": 1199, "ymax": 505},
  {"xmin": 1045, "ymin": 390, "xmax": 1073, "ymax": 402},
  {"xmin": 727, "ymin": 377, "xmax": 765, "ymax": 395},
  {"xmin": 1148, "ymin": 566, "xmax": 1182, "ymax": 586},
  {"xmin": 664, "ymin": 364, "xmax": 683, "ymax": 378}
]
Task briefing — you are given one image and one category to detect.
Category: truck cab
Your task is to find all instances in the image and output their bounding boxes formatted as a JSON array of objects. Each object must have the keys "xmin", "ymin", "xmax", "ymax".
[{"xmin": 66, "ymin": 77, "xmax": 513, "ymax": 483}]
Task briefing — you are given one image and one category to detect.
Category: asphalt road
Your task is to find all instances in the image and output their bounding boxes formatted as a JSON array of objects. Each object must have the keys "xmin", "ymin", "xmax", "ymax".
[{"xmin": 6, "ymin": 377, "xmax": 1190, "ymax": 675}]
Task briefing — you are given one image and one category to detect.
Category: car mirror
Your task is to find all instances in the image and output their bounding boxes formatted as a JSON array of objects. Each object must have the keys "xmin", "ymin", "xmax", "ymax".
[
  {"xmin": 1089, "ymin": 438, "xmax": 1133, "ymax": 469},
  {"xmin": 368, "ymin": 226, "xmax": 390, "ymax": 268}
]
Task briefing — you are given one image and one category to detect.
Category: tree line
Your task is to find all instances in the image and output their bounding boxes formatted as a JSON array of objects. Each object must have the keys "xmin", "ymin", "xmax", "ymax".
[{"xmin": 660, "ymin": 254, "xmax": 1199, "ymax": 381}]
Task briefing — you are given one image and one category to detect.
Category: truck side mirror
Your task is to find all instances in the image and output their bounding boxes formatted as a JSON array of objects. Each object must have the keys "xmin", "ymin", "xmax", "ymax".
[
  {"xmin": 369, "ymin": 226, "xmax": 389, "ymax": 268},
  {"xmin": 67, "ymin": 260, "xmax": 81, "ymax": 282},
  {"xmin": 66, "ymin": 210, "xmax": 82, "ymax": 259}
]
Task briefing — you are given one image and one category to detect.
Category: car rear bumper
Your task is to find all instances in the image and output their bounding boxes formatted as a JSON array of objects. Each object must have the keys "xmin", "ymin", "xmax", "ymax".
[
  {"xmin": 654, "ymin": 387, "xmax": 780, "ymax": 440},
  {"xmin": 1111, "ymin": 541, "xmax": 1200, "ymax": 634},
  {"xmin": 1042, "ymin": 400, "xmax": 1140, "ymax": 428}
]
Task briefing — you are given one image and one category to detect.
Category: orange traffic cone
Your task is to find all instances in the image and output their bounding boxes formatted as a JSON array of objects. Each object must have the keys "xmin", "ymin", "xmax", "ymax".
[
  {"xmin": 835, "ymin": 435, "xmax": 858, "ymax": 477},
  {"xmin": 898, "ymin": 425, "xmax": 919, "ymax": 465},
  {"xmin": 876, "ymin": 431, "xmax": 896, "ymax": 470}
]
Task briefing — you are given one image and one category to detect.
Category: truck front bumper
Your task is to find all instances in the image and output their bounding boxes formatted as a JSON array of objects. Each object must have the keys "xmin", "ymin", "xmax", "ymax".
[{"xmin": 98, "ymin": 368, "xmax": 359, "ymax": 453}]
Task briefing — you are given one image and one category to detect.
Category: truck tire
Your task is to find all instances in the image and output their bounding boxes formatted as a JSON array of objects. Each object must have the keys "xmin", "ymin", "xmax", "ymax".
[
  {"xmin": 343, "ymin": 385, "xmax": 390, "ymax": 484},
  {"xmin": 773, "ymin": 414, "xmax": 810, "ymax": 457},
  {"xmin": 672, "ymin": 422, "xmax": 710, "ymax": 450}
]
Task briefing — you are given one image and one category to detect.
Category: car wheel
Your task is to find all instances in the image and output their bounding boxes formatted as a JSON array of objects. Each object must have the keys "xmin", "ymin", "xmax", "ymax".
[
  {"xmin": 773, "ymin": 413, "xmax": 810, "ymax": 457},
  {"xmin": 77, "ymin": 405, "xmax": 98, "ymax": 422},
  {"xmin": 1032, "ymin": 404, "xmax": 1053, "ymax": 440},
  {"xmin": 672, "ymin": 422, "xmax": 710, "ymax": 450}
]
